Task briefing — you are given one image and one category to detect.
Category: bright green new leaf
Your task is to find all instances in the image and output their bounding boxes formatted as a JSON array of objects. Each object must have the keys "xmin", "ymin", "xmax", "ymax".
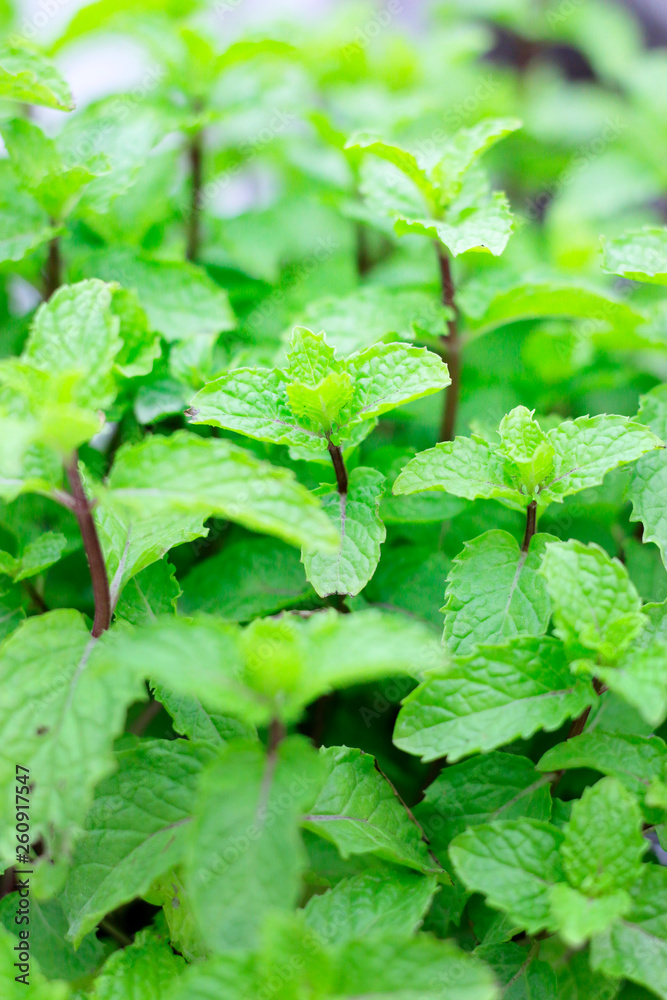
[
  {"xmin": 430, "ymin": 117, "xmax": 522, "ymax": 203},
  {"xmin": 100, "ymin": 431, "xmax": 340, "ymax": 558},
  {"xmin": 302, "ymin": 745, "xmax": 441, "ymax": 875},
  {"xmin": 86, "ymin": 927, "xmax": 185, "ymax": 999},
  {"xmin": 186, "ymin": 736, "xmax": 324, "ymax": 952},
  {"xmin": 344, "ymin": 133, "xmax": 435, "ymax": 205},
  {"xmin": 0, "ymin": 44, "xmax": 74, "ymax": 111},
  {"xmin": 302, "ymin": 871, "xmax": 438, "ymax": 945},
  {"xmin": 415, "ymin": 752, "xmax": 552, "ymax": 855},
  {"xmin": 539, "ymin": 540, "xmax": 646, "ymax": 661},
  {"xmin": 0, "ymin": 531, "xmax": 67, "ymax": 582},
  {"xmin": 62, "ymin": 739, "xmax": 217, "ymax": 945},
  {"xmin": 0, "ymin": 611, "xmax": 143, "ymax": 877},
  {"xmin": 561, "ymin": 778, "xmax": 646, "ymax": 897},
  {"xmin": 394, "ymin": 192, "xmax": 514, "ymax": 257},
  {"xmin": 601, "ymin": 227, "xmax": 667, "ymax": 285},
  {"xmin": 0, "ymin": 174, "xmax": 59, "ymax": 263},
  {"xmin": 629, "ymin": 385, "xmax": 667, "ymax": 568},
  {"xmin": 302, "ymin": 467, "xmax": 386, "ymax": 597},
  {"xmin": 596, "ymin": 642, "xmax": 667, "ymax": 728},
  {"xmin": 442, "ymin": 530, "xmax": 553, "ymax": 654},
  {"xmin": 449, "ymin": 819, "xmax": 566, "ymax": 935},
  {"xmin": 394, "ymin": 636, "xmax": 596, "ymax": 763},
  {"xmin": 497, "ymin": 406, "xmax": 555, "ymax": 493},
  {"xmin": 548, "ymin": 883, "xmax": 631, "ymax": 948}
]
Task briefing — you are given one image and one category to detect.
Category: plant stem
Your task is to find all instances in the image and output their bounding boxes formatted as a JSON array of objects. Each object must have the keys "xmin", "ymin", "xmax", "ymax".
[
  {"xmin": 99, "ymin": 918, "xmax": 132, "ymax": 948},
  {"xmin": 326, "ymin": 438, "xmax": 348, "ymax": 494},
  {"xmin": 43, "ymin": 234, "xmax": 62, "ymax": 300},
  {"xmin": 436, "ymin": 243, "xmax": 461, "ymax": 442},
  {"xmin": 186, "ymin": 127, "xmax": 204, "ymax": 262},
  {"xmin": 21, "ymin": 580, "xmax": 48, "ymax": 614},
  {"xmin": 268, "ymin": 718, "xmax": 286, "ymax": 753},
  {"xmin": 65, "ymin": 455, "xmax": 111, "ymax": 638},
  {"xmin": 566, "ymin": 677, "xmax": 605, "ymax": 739},
  {"xmin": 522, "ymin": 500, "xmax": 537, "ymax": 551}
]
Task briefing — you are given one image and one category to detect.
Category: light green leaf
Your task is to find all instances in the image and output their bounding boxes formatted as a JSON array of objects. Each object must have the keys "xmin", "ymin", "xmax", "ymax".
[
  {"xmin": 415, "ymin": 752, "xmax": 552, "ymax": 856},
  {"xmin": 345, "ymin": 133, "xmax": 435, "ymax": 204},
  {"xmin": 0, "ymin": 611, "xmax": 143, "ymax": 878},
  {"xmin": 552, "ymin": 883, "xmax": 631, "ymax": 948},
  {"xmin": 344, "ymin": 343, "xmax": 450, "ymax": 424},
  {"xmin": 87, "ymin": 927, "xmax": 185, "ymax": 999},
  {"xmin": 302, "ymin": 871, "xmax": 438, "ymax": 945},
  {"xmin": 394, "ymin": 636, "xmax": 596, "ymax": 763},
  {"xmin": 0, "ymin": 44, "xmax": 74, "ymax": 111},
  {"xmin": 287, "ymin": 370, "xmax": 354, "ymax": 430},
  {"xmin": 629, "ymin": 385, "xmax": 667, "ymax": 568},
  {"xmin": 113, "ymin": 558, "xmax": 180, "ymax": 627},
  {"xmin": 24, "ymin": 279, "xmax": 122, "ymax": 410},
  {"xmin": 596, "ymin": 642, "xmax": 667, "ymax": 728},
  {"xmin": 62, "ymin": 739, "xmax": 216, "ymax": 945},
  {"xmin": 393, "ymin": 436, "xmax": 523, "ymax": 508},
  {"xmin": 450, "ymin": 819, "xmax": 565, "ymax": 935},
  {"xmin": 475, "ymin": 942, "xmax": 557, "ymax": 1000},
  {"xmin": 5, "ymin": 531, "xmax": 67, "ymax": 581},
  {"xmin": 541, "ymin": 415, "xmax": 661, "ymax": 508},
  {"xmin": 537, "ymin": 731, "xmax": 667, "ymax": 811},
  {"xmin": 100, "ymin": 431, "xmax": 339, "ymax": 558},
  {"xmin": 0, "ymin": 925, "xmax": 68, "ymax": 999},
  {"xmin": 498, "ymin": 406, "xmax": 555, "ymax": 493},
  {"xmin": 461, "ymin": 278, "xmax": 648, "ymax": 340},
  {"xmin": 152, "ymin": 684, "xmax": 256, "ymax": 747},
  {"xmin": 442, "ymin": 530, "xmax": 553, "ymax": 655},
  {"xmin": 189, "ymin": 367, "xmax": 324, "ymax": 451},
  {"xmin": 110, "ymin": 287, "xmax": 161, "ymax": 379},
  {"xmin": 303, "ymin": 745, "xmax": 441, "ymax": 875},
  {"xmin": 540, "ymin": 540, "xmax": 646, "ymax": 661},
  {"xmin": 331, "ymin": 934, "xmax": 499, "ymax": 999},
  {"xmin": 590, "ymin": 867, "xmax": 667, "ymax": 998},
  {"xmin": 179, "ymin": 535, "xmax": 313, "ymax": 621},
  {"xmin": 561, "ymin": 778, "xmax": 646, "ymax": 898},
  {"xmin": 395, "ymin": 191, "xmax": 514, "ymax": 257},
  {"xmin": 431, "ymin": 117, "xmax": 522, "ymax": 203},
  {"xmin": 302, "ymin": 467, "xmax": 386, "ymax": 597},
  {"xmin": 186, "ymin": 736, "xmax": 324, "ymax": 952},
  {"xmin": 601, "ymin": 227, "xmax": 667, "ymax": 285},
  {"xmin": 285, "ymin": 325, "xmax": 341, "ymax": 384},
  {"xmin": 0, "ymin": 178, "xmax": 58, "ymax": 263}
]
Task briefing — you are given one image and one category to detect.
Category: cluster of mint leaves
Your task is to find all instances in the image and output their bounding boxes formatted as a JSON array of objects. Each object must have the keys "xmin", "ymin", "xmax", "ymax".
[{"xmin": 0, "ymin": 2, "xmax": 667, "ymax": 999}]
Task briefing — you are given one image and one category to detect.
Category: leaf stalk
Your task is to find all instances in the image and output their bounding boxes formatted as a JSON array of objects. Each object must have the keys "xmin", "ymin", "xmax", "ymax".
[
  {"xmin": 436, "ymin": 244, "xmax": 461, "ymax": 442},
  {"xmin": 65, "ymin": 454, "xmax": 111, "ymax": 638}
]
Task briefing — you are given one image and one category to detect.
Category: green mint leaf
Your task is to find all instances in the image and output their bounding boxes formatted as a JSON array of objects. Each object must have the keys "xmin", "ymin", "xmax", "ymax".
[
  {"xmin": 561, "ymin": 778, "xmax": 646, "ymax": 898},
  {"xmin": 113, "ymin": 558, "xmax": 180, "ymax": 627},
  {"xmin": 596, "ymin": 642, "xmax": 667, "ymax": 728},
  {"xmin": 590, "ymin": 866, "xmax": 667, "ymax": 997},
  {"xmin": 394, "ymin": 636, "xmax": 595, "ymax": 763},
  {"xmin": 62, "ymin": 739, "xmax": 217, "ymax": 946},
  {"xmin": 475, "ymin": 942, "xmax": 557, "ymax": 999},
  {"xmin": 85, "ymin": 927, "xmax": 184, "ymax": 999},
  {"xmin": 548, "ymin": 883, "xmax": 631, "ymax": 948},
  {"xmin": 0, "ymin": 611, "xmax": 143, "ymax": 882},
  {"xmin": 0, "ymin": 118, "xmax": 106, "ymax": 220},
  {"xmin": 394, "ymin": 191, "xmax": 514, "ymax": 257},
  {"xmin": 8, "ymin": 531, "xmax": 67, "ymax": 582},
  {"xmin": 285, "ymin": 325, "xmax": 341, "ymax": 384},
  {"xmin": 0, "ymin": 171, "xmax": 59, "ymax": 264},
  {"xmin": 302, "ymin": 745, "xmax": 441, "ymax": 875},
  {"xmin": 330, "ymin": 935, "xmax": 498, "ymax": 1000},
  {"xmin": 449, "ymin": 819, "xmax": 565, "ymax": 935},
  {"xmin": 179, "ymin": 535, "xmax": 314, "ymax": 621},
  {"xmin": 0, "ymin": 44, "xmax": 74, "ymax": 110},
  {"xmin": 302, "ymin": 871, "xmax": 438, "ymax": 946},
  {"xmin": 538, "ymin": 731, "xmax": 667, "ymax": 817},
  {"xmin": 629, "ymin": 385, "xmax": 667, "ymax": 567},
  {"xmin": 601, "ymin": 227, "xmax": 667, "ymax": 285},
  {"xmin": 287, "ymin": 370, "xmax": 355, "ymax": 430},
  {"xmin": 345, "ymin": 133, "xmax": 436, "ymax": 205},
  {"xmin": 343, "ymin": 343, "xmax": 450, "ymax": 425},
  {"xmin": 541, "ymin": 415, "xmax": 661, "ymax": 507},
  {"xmin": 539, "ymin": 540, "xmax": 646, "ymax": 661},
  {"xmin": 152, "ymin": 684, "xmax": 256, "ymax": 747},
  {"xmin": 100, "ymin": 431, "xmax": 339, "ymax": 563},
  {"xmin": 430, "ymin": 117, "xmax": 522, "ymax": 204},
  {"xmin": 302, "ymin": 467, "xmax": 386, "ymax": 597},
  {"xmin": 415, "ymin": 752, "xmax": 552, "ymax": 855},
  {"xmin": 442, "ymin": 530, "xmax": 554, "ymax": 654},
  {"xmin": 186, "ymin": 736, "xmax": 324, "ymax": 952},
  {"xmin": 393, "ymin": 436, "xmax": 523, "ymax": 508}
]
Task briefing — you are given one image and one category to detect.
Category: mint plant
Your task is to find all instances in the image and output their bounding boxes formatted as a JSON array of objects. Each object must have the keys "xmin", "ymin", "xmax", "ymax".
[{"xmin": 1, "ymin": 3, "xmax": 667, "ymax": 999}]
